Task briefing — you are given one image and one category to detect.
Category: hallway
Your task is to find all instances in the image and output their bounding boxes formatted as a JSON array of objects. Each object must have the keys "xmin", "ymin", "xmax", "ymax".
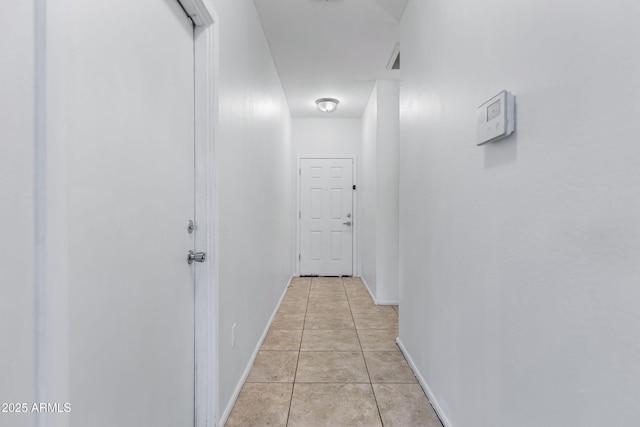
[
  {"xmin": 5, "ymin": 0, "xmax": 640, "ymax": 425},
  {"xmin": 226, "ymin": 277, "xmax": 441, "ymax": 426}
]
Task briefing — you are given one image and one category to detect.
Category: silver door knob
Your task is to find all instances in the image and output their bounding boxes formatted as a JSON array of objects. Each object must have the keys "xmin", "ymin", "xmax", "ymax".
[
  {"xmin": 343, "ymin": 221, "xmax": 352, "ymax": 226},
  {"xmin": 188, "ymin": 250, "xmax": 206, "ymax": 264}
]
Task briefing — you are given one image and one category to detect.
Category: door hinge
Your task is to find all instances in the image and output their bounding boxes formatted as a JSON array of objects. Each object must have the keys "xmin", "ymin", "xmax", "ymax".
[
  {"xmin": 299, "ymin": 254, "xmax": 301, "ymax": 261},
  {"xmin": 352, "ymin": 184, "xmax": 357, "ymax": 190}
]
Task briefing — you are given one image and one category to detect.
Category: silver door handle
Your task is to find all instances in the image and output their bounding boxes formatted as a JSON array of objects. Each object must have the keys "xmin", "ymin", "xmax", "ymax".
[
  {"xmin": 343, "ymin": 221, "xmax": 352, "ymax": 226},
  {"xmin": 188, "ymin": 250, "xmax": 206, "ymax": 264}
]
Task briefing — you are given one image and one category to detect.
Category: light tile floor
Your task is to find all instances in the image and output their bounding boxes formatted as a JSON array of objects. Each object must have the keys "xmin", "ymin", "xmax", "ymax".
[{"xmin": 226, "ymin": 277, "xmax": 442, "ymax": 427}]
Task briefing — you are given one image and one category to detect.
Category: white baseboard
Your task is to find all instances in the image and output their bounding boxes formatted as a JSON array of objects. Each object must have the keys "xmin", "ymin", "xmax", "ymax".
[
  {"xmin": 359, "ymin": 275, "xmax": 378, "ymax": 305},
  {"xmin": 396, "ymin": 337, "xmax": 453, "ymax": 427},
  {"xmin": 358, "ymin": 276, "xmax": 398, "ymax": 306},
  {"xmin": 218, "ymin": 275, "xmax": 293, "ymax": 426}
]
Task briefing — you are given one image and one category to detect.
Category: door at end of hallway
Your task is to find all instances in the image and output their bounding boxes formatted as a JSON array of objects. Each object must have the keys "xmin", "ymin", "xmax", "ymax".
[{"xmin": 299, "ymin": 158, "xmax": 354, "ymax": 277}]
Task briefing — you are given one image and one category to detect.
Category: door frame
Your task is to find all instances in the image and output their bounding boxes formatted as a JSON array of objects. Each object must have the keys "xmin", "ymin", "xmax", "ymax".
[
  {"xmin": 177, "ymin": 1, "xmax": 219, "ymax": 426},
  {"xmin": 38, "ymin": 1, "xmax": 220, "ymax": 426},
  {"xmin": 296, "ymin": 156, "xmax": 358, "ymax": 277}
]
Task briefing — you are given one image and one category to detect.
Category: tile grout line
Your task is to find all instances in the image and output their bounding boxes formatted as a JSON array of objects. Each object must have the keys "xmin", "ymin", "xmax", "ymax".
[
  {"xmin": 345, "ymin": 278, "xmax": 386, "ymax": 427},
  {"xmin": 242, "ymin": 379, "xmax": 419, "ymax": 384},
  {"xmin": 285, "ymin": 277, "xmax": 311, "ymax": 427}
]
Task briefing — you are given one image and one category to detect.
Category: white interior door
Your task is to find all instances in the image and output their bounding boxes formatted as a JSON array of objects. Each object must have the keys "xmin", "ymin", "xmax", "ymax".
[
  {"xmin": 68, "ymin": 1, "xmax": 196, "ymax": 425},
  {"xmin": 299, "ymin": 158, "xmax": 354, "ymax": 276}
]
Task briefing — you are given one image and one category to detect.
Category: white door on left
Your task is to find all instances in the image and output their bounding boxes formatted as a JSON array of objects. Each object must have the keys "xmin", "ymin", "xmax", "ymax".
[{"xmin": 68, "ymin": 1, "xmax": 195, "ymax": 425}]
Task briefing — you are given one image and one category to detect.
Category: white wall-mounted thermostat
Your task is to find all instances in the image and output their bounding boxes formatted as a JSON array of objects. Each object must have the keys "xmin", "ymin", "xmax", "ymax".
[{"xmin": 476, "ymin": 90, "xmax": 515, "ymax": 146}]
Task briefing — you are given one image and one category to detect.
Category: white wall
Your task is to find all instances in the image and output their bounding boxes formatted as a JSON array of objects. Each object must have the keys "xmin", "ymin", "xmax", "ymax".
[
  {"xmin": 374, "ymin": 80, "xmax": 399, "ymax": 304},
  {"xmin": 0, "ymin": 3, "xmax": 35, "ymax": 426},
  {"xmin": 292, "ymin": 118, "xmax": 361, "ymax": 159},
  {"xmin": 209, "ymin": 0, "xmax": 294, "ymax": 422},
  {"xmin": 399, "ymin": 1, "xmax": 640, "ymax": 426},
  {"xmin": 292, "ymin": 118, "xmax": 361, "ymax": 274},
  {"xmin": 360, "ymin": 89, "xmax": 378, "ymax": 294},
  {"xmin": 359, "ymin": 81, "xmax": 400, "ymax": 303}
]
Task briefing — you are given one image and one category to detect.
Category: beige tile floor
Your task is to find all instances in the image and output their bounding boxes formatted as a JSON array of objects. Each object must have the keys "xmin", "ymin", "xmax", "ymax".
[{"xmin": 226, "ymin": 277, "xmax": 442, "ymax": 427}]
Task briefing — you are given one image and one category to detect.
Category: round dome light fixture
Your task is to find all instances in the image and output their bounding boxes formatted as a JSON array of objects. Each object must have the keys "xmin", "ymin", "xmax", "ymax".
[{"xmin": 316, "ymin": 98, "xmax": 339, "ymax": 113}]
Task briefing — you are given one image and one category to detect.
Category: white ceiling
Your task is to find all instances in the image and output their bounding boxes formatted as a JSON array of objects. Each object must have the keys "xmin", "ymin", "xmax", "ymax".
[{"xmin": 253, "ymin": 0, "xmax": 407, "ymax": 118}]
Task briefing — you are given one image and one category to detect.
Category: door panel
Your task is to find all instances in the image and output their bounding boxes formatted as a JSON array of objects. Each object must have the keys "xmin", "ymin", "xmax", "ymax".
[
  {"xmin": 300, "ymin": 158, "xmax": 353, "ymax": 276},
  {"xmin": 68, "ymin": 1, "xmax": 195, "ymax": 425}
]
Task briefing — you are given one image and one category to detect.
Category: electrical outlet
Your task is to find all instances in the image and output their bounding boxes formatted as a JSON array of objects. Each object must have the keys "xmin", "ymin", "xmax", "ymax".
[{"xmin": 231, "ymin": 323, "xmax": 237, "ymax": 348}]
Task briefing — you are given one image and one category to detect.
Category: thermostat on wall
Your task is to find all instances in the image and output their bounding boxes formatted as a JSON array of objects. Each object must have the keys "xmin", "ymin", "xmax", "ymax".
[{"xmin": 476, "ymin": 90, "xmax": 515, "ymax": 146}]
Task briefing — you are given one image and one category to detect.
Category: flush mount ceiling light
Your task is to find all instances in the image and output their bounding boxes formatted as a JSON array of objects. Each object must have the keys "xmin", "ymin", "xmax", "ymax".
[{"xmin": 316, "ymin": 98, "xmax": 339, "ymax": 113}]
